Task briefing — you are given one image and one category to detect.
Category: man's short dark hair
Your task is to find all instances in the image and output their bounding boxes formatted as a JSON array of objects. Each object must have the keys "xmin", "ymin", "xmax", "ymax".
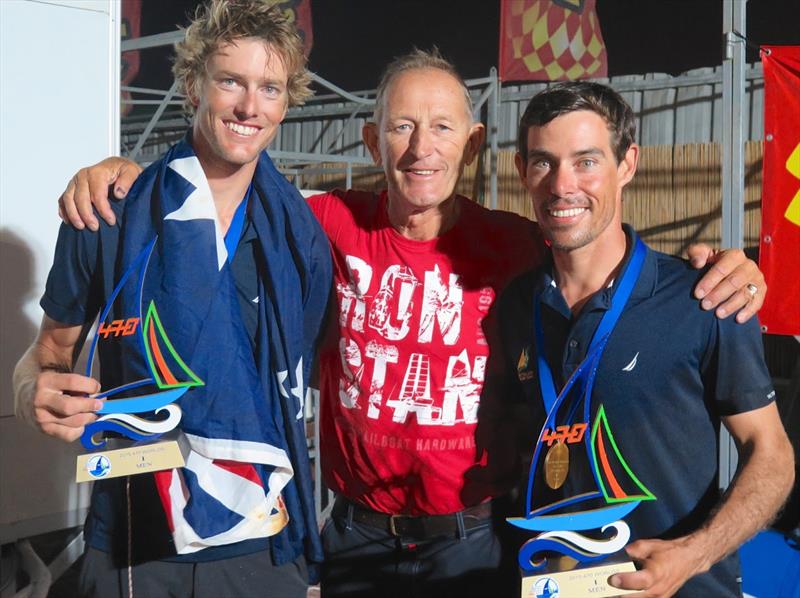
[{"xmin": 517, "ymin": 81, "xmax": 636, "ymax": 164}]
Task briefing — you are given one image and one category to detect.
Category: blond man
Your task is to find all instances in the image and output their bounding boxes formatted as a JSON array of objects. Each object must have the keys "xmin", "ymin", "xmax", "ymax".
[{"xmin": 13, "ymin": 2, "xmax": 331, "ymax": 596}]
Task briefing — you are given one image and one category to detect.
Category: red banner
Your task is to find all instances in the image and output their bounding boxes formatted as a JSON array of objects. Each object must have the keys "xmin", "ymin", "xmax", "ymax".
[
  {"xmin": 120, "ymin": 0, "xmax": 142, "ymax": 117},
  {"xmin": 760, "ymin": 46, "xmax": 800, "ymax": 335},
  {"xmin": 269, "ymin": 0, "xmax": 313, "ymax": 56},
  {"xmin": 498, "ymin": 0, "xmax": 607, "ymax": 82}
]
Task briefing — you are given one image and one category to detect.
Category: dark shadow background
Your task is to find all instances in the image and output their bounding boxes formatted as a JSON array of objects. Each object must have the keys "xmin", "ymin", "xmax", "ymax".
[{"xmin": 132, "ymin": 0, "xmax": 800, "ymax": 93}]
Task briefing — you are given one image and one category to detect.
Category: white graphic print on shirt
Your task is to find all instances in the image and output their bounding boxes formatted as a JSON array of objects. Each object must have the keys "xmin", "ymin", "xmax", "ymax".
[{"xmin": 336, "ymin": 253, "xmax": 493, "ymax": 427}]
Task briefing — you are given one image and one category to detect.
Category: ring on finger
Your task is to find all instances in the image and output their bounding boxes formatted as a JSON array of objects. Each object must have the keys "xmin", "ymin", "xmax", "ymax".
[{"xmin": 745, "ymin": 283, "xmax": 758, "ymax": 298}]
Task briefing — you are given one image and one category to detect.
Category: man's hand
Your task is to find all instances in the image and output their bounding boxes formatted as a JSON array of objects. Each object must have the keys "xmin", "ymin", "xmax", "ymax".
[
  {"xmin": 29, "ymin": 370, "xmax": 103, "ymax": 442},
  {"xmin": 58, "ymin": 157, "xmax": 142, "ymax": 231},
  {"xmin": 611, "ymin": 403, "xmax": 793, "ymax": 597},
  {"xmin": 609, "ymin": 537, "xmax": 709, "ymax": 598},
  {"xmin": 13, "ymin": 317, "xmax": 102, "ymax": 443},
  {"xmin": 686, "ymin": 244, "xmax": 766, "ymax": 323}
]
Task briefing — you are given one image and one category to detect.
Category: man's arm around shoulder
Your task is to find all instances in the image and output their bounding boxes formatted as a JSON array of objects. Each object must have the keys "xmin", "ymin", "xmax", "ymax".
[
  {"xmin": 14, "ymin": 316, "xmax": 103, "ymax": 442},
  {"xmin": 58, "ymin": 157, "xmax": 141, "ymax": 231},
  {"xmin": 610, "ymin": 402, "xmax": 794, "ymax": 597}
]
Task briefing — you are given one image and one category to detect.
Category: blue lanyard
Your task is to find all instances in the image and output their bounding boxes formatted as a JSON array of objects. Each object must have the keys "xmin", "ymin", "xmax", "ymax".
[
  {"xmin": 534, "ymin": 237, "xmax": 647, "ymax": 413},
  {"xmin": 224, "ymin": 185, "xmax": 251, "ymax": 263}
]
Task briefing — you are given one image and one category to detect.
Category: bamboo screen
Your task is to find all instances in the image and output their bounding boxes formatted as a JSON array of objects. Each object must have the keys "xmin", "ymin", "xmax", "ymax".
[{"xmin": 302, "ymin": 141, "xmax": 764, "ymax": 257}]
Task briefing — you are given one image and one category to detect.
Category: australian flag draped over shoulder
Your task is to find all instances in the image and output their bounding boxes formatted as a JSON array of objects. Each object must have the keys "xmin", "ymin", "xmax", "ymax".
[{"xmin": 116, "ymin": 136, "xmax": 330, "ymax": 566}]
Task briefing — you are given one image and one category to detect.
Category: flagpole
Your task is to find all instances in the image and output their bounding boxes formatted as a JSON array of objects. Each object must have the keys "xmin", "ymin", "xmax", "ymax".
[
  {"xmin": 489, "ymin": 68, "xmax": 499, "ymax": 210},
  {"xmin": 719, "ymin": 0, "xmax": 747, "ymax": 491}
]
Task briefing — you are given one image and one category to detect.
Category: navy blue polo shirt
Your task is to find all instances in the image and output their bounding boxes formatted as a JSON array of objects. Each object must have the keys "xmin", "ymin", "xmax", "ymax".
[
  {"xmin": 496, "ymin": 226, "xmax": 774, "ymax": 597},
  {"xmin": 41, "ymin": 196, "xmax": 271, "ymax": 563}
]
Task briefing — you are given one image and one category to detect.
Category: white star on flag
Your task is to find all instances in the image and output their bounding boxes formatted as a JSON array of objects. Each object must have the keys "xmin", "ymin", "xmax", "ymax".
[
  {"xmin": 277, "ymin": 358, "xmax": 305, "ymax": 419},
  {"xmin": 165, "ymin": 156, "xmax": 227, "ymax": 270}
]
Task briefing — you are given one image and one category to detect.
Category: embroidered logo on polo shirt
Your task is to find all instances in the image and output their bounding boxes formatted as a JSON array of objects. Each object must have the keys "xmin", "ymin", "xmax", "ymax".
[
  {"xmin": 517, "ymin": 346, "xmax": 535, "ymax": 381},
  {"xmin": 622, "ymin": 352, "xmax": 639, "ymax": 372}
]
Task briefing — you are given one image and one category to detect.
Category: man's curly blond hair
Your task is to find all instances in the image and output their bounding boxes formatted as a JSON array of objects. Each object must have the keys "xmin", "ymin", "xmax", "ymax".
[{"xmin": 173, "ymin": 0, "xmax": 312, "ymax": 115}]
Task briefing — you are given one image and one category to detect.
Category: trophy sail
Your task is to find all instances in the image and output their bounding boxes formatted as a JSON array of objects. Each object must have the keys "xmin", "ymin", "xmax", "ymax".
[
  {"xmin": 80, "ymin": 300, "xmax": 203, "ymax": 449},
  {"xmin": 76, "ymin": 239, "xmax": 203, "ymax": 480}
]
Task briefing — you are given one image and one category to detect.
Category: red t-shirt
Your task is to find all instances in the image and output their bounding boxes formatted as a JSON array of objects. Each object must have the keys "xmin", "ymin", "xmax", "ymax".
[{"xmin": 308, "ymin": 190, "xmax": 544, "ymax": 515}]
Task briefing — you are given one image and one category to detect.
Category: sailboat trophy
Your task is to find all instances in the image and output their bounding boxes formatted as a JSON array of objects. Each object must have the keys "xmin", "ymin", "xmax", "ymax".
[
  {"xmin": 508, "ymin": 340, "xmax": 655, "ymax": 597},
  {"xmin": 75, "ymin": 239, "xmax": 203, "ymax": 483}
]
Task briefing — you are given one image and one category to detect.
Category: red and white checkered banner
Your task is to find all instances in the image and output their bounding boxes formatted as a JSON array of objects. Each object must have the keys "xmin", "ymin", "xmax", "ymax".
[
  {"xmin": 759, "ymin": 46, "xmax": 800, "ymax": 335},
  {"xmin": 498, "ymin": 0, "xmax": 607, "ymax": 82}
]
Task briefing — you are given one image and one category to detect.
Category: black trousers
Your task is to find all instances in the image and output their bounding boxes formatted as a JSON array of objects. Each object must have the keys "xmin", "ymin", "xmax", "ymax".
[
  {"xmin": 78, "ymin": 546, "xmax": 308, "ymax": 598},
  {"xmin": 320, "ymin": 501, "xmax": 518, "ymax": 598}
]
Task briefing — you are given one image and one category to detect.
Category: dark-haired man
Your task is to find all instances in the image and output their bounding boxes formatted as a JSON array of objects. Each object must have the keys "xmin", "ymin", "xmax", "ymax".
[{"xmin": 496, "ymin": 81, "xmax": 793, "ymax": 596}]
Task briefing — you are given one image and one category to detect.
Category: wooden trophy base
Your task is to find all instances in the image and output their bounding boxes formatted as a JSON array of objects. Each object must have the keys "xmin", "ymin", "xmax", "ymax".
[
  {"xmin": 521, "ymin": 552, "xmax": 637, "ymax": 597},
  {"xmin": 76, "ymin": 433, "xmax": 188, "ymax": 483}
]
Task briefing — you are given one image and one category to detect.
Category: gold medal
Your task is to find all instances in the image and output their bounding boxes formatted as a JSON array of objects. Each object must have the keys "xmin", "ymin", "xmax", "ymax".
[{"xmin": 544, "ymin": 441, "xmax": 569, "ymax": 489}]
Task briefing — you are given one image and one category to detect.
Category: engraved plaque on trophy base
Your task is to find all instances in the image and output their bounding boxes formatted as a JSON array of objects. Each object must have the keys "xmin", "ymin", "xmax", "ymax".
[
  {"xmin": 76, "ymin": 433, "xmax": 187, "ymax": 483},
  {"xmin": 520, "ymin": 552, "xmax": 638, "ymax": 598}
]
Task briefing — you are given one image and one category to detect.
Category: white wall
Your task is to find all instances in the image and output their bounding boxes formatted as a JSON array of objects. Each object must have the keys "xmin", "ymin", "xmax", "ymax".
[{"xmin": 0, "ymin": 0, "xmax": 119, "ymax": 542}]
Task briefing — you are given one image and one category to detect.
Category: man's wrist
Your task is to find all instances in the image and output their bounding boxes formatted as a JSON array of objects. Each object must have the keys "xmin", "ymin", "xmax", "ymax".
[
  {"xmin": 41, "ymin": 362, "xmax": 72, "ymax": 374},
  {"xmin": 12, "ymin": 365, "xmax": 38, "ymax": 428},
  {"xmin": 682, "ymin": 530, "xmax": 717, "ymax": 575}
]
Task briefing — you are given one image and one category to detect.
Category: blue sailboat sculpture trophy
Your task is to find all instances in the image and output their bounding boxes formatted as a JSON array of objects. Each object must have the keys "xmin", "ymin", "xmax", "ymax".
[
  {"xmin": 507, "ymin": 335, "xmax": 656, "ymax": 597},
  {"xmin": 76, "ymin": 239, "xmax": 203, "ymax": 482}
]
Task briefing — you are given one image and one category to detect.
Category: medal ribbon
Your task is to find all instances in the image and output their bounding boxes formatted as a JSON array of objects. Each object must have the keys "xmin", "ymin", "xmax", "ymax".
[
  {"xmin": 224, "ymin": 185, "xmax": 251, "ymax": 263},
  {"xmin": 534, "ymin": 237, "xmax": 647, "ymax": 413}
]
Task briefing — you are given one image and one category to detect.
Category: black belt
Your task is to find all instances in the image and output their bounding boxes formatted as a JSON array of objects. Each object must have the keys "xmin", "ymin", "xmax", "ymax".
[{"xmin": 332, "ymin": 497, "xmax": 492, "ymax": 541}]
